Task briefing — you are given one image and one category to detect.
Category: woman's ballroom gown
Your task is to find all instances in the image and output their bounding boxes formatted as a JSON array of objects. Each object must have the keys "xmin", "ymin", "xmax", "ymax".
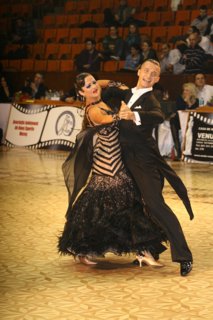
[{"xmin": 58, "ymin": 114, "xmax": 167, "ymax": 258}]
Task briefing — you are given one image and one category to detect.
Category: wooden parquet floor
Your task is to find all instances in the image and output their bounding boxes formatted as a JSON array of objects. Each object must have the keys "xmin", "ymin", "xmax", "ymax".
[{"xmin": 0, "ymin": 147, "xmax": 213, "ymax": 320}]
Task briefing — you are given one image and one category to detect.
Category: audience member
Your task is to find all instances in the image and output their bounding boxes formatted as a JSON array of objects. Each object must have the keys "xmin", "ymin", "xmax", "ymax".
[
  {"xmin": 140, "ymin": 40, "xmax": 158, "ymax": 62},
  {"xmin": 167, "ymin": 41, "xmax": 188, "ymax": 75},
  {"xmin": 124, "ymin": 23, "xmax": 141, "ymax": 55},
  {"xmin": 191, "ymin": 5, "xmax": 210, "ymax": 36},
  {"xmin": 170, "ymin": 83, "xmax": 199, "ymax": 159},
  {"xmin": 75, "ymin": 39, "xmax": 101, "ymax": 72},
  {"xmin": 30, "ymin": 73, "xmax": 47, "ymax": 99},
  {"xmin": 122, "ymin": 44, "xmax": 141, "ymax": 71},
  {"xmin": 102, "ymin": 25, "xmax": 125, "ymax": 60},
  {"xmin": 113, "ymin": 0, "xmax": 136, "ymax": 27},
  {"xmin": 0, "ymin": 75, "xmax": 13, "ymax": 102},
  {"xmin": 158, "ymin": 43, "xmax": 171, "ymax": 73},
  {"xmin": 204, "ymin": 8, "xmax": 213, "ymax": 36},
  {"xmin": 180, "ymin": 32, "xmax": 206, "ymax": 74},
  {"xmin": 194, "ymin": 73, "xmax": 213, "ymax": 106},
  {"xmin": 186, "ymin": 27, "xmax": 210, "ymax": 54},
  {"xmin": 11, "ymin": 17, "xmax": 36, "ymax": 44}
]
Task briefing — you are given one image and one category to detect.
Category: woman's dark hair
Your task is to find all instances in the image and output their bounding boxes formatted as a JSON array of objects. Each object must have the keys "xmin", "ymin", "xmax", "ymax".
[{"xmin": 74, "ymin": 72, "xmax": 91, "ymax": 101}]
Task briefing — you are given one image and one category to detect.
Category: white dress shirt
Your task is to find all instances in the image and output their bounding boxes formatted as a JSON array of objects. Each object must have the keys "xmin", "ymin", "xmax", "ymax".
[{"xmin": 127, "ymin": 87, "xmax": 152, "ymax": 125}]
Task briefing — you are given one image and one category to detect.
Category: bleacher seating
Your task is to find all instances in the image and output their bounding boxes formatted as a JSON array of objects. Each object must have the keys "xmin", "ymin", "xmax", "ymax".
[{"xmin": 1, "ymin": 0, "xmax": 213, "ymax": 73}]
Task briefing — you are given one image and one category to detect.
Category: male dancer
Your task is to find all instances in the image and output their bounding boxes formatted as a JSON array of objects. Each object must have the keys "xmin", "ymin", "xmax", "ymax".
[{"xmin": 118, "ymin": 59, "xmax": 194, "ymax": 276}]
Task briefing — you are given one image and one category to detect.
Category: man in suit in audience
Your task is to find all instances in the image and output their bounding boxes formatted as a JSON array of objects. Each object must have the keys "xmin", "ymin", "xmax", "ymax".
[{"xmin": 117, "ymin": 59, "xmax": 194, "ymax": 276}]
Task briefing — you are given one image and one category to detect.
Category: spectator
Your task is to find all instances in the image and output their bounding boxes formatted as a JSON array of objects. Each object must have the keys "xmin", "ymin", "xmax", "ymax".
[
  {"xmin": 204, "ymin": 8, "xmax": 213, "ymax": 36},
  {"xmin": 140, "ymin": 40, "xmax": 158, "ymax": 62},
  {"xmin": 170, "ymin": 83, "xmax": 199, "ymax": 159},
  {"xmin": 31, "ymin": 73, "xmax": 47, "ymax": 99},
  {"xmin": 194, "ymin": 73, "xmax": 213, "ymax": 106},
  {"xmin": 11, "ymin": 17, "xmax": 36, "ymax": 44},
  {"xmin": 114, "ymin": 0, "xmax": 136, "ymax": 27},
  {"xmin": 102, "ymin": 25, "xmax": 125, "ymax": 60},
  {"xmin": 191, "ymin": 5, "xmax": 209, "ymax": 36},
  {"xmin": 60, "ymin": 87, "xmax": 77, "ymax": 103},
  {"xmin": 158, "ymin": 43, "xmax": 171, "ymax": 73},
  {"xmin": 0, "ymin": 75, "xmax": 13, "ymax": 102},
  {"xmin": 186, "ymin": 27, "xmax": 210, "ymax": 54},
  {"xmin": 122, "ymin": 44, "xmax": 141, "ymax": 71},
  {"xmin": 205, "ymin": 34, "xmax": 213, "ymax": 58},
  {"xmin": 99, "ymin": 41, "xmax": 121, "ymax": 61},
  {"xmin": 124, "ymin": 23, "xmax": 141, "ymax": 55},
  {"xmin": 170, "ymin": 0, "xmax": 181, "ymax": 12},
  {"xmin": 180, "ymin": 32, "xmax": 206, "ymax": 74},
  {"xmin": 167, "ymin": 41, "xmax": 188, "ymax": 75},
  {"xmin": 75, "ymin": 39, "xmax": 101, "ymax": 72},
  {"xmin": 20, "ymin": 77, "xmax": 33, "ymax": 98}
]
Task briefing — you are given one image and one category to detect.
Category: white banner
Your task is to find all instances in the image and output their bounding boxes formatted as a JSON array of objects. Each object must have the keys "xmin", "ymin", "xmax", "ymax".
[{"xmin": 5, "ymin": 103, "xmax": 84, "ymax": 150}]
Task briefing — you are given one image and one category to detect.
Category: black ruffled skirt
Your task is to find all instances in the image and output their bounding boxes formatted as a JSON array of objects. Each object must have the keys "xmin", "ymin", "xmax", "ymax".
[{"xmin": 58, "ymin": 169, "xmax": 167, "ymax": 257}]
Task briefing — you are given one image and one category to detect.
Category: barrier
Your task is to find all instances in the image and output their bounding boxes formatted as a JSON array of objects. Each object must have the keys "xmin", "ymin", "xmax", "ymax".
[{"xmin": 4, "ymin": 100, "xmax": 84, "ymax": 150}]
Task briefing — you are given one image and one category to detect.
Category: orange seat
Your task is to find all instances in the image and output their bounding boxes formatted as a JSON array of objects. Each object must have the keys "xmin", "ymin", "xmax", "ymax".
[
  {"xmin": 160, "ymin": 11, "xmax": 174, "ymax": 26},
  {"xmin": 167, "ymin": 26, "xmax": 183, "ymax": 43},
  {"xmin": 92, "ymin": 13, "xmax": 104, "ymax": 25},
  {"xmin": 141, "ymin": 0, "xmax": 154, "ymax": 11},
  {"xmin": 66, "ymin": 14, "xmax": 79, "ymax": 27},
  {"xmin": 21, "ymin": 59, "xmax": 34, "ymax": 72},
  {"xmin": 70, "ymin": 44, "xmax": 85, "ymax": 59},
  {"xmin": 8, "ymin": 60, "xmax": 21, "ymax": 71},
  {"xmin": 43, "ymin": 15, "xmax": 56, "ymax": 28},
  {"xmin": 89, "ymin": 0, "xmax": 101, "ymax": 13},
  {"xmin": 55, "ymin": 14, "xmax": 67, "ymax": 27},
  {"xmin": 57, "ymin": 44, "xmax": 72, "ymax": 59},
  {"xmin": 68, "ymin": 28, "xmax": 82, "ymax": 43},
  {"xmin": 0, "ymin": 59, "xmax": 9, "ymax": 70},
  {"xmin": 95, "ymin": 28, "xmax": 108, "ymax": 42},
  {"xmin": 180, "ymin": 0, "xmax": 198, "ymax": 10},
  {"xmin": 44, "ymin": 43, "xmax": 59, "ymax": 59},
  {"xmin": 55, "ymin": 28, "xmax": 70, "ymax": 43},
  {"xmin": 101, "ymin": 60, "xmax": 119, "ymax": 72},
  {"xmin": 79, "ymin": 14, "xmax": 93, "ymax": 25},
  {"xmin": 81, "ymin": 28, "xmax": 96, "ymax": 42},
  {"xmin": 46, "ymin": 60, "xmax": 60, "ymax": 72},
  {"xmin": 153, "ymin": 0, "xmax": 169, "ymax": 11},
  {"xmin": 152, "ymin": 26, "xmax": 167, "ymax": 43},
  {"xmin": 43, "ymin": 28, "xmax": 57, "ymax": 43},
  {"xmin": 118, "ymin": 60, "xmax": 125, "ymax": 70},
  {"xmin": 147, "ymin": 11, "xmax": 161, "ymax": 26},
  {"xmin": 34, "ymin": 60, "xmax": 47, "ymax": 72},
  {"xmin": 32, "ymin": 43, "xmax": 45, "ymax": 59},
  {"xmin": 190, "ymin": 10, "xmax": 200, "ymax": 22},
  {"xmin": 60, "ymin": 59, "xmax": 75, "ymax": 72},
  {"xmin": 64, "ymin": 1, "xmax": 77, "ymax": 14},
  {"xmin": 100, "ymin": 0, "xmax": 114, "ymax": 11},
  {"xmin": 76, "ymin": 1, "xmax": 89, "ymax": 13},
  {"xmin": 196, "ymin": 0, "xmax": 212, "ymax": 7},
  {"xmin": 139, "ymin": 27, "xmax": 152, "ymax": 38},
  {"xmin": 175, "ymin": 10, "xmax": 191, "ymax": 26}
]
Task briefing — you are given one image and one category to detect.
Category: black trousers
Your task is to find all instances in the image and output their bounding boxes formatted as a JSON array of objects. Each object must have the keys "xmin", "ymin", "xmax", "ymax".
[{"xmin": 125, "ymin": 152, "xmax": 193, "ymax": 263}]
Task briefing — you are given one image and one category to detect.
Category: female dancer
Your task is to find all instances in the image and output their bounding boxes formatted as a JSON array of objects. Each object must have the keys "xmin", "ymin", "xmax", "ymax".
[{"xmin": 58, "ymin": 72, "xmax": 167, "ymax": 266}]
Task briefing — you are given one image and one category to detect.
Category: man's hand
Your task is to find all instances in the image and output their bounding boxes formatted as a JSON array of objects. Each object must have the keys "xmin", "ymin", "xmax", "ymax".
[{"xmin": 119, "ymin": 101, "xmax": 135, "ymax": 121}]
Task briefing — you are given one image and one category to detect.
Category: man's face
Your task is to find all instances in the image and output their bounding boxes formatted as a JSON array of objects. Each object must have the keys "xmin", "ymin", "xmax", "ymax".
[
  {"xmin": 188, "ymin": 33, "xmax": 198, "ymax": 48},
  {"xmin": 200, "ymin": 8, "xmax": 207, "ymax": 17},
  {"xmin": 137, "ymin": 61, "xmax": 160, "ymax": 89},
  {"xmin": 195, "ymin": 74, "xmax": 206, "ymax": 88},
  {"xmin": 34, "ymin": 74, "xmax": 43, "ymax": 85},
  {"xmin": 85, "ymin": 41, "xmax": 94, "ymax": 51}
]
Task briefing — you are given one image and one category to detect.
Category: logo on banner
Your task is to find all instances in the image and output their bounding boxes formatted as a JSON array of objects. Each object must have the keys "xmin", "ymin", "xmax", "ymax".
[{"xmin": 55, "ymin": 111, "xmax": 75, "ymax": 136}]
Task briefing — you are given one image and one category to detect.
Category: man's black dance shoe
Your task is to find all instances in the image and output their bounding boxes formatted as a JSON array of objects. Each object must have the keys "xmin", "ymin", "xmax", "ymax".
[{"xmin": 180, "ymin": 261, "xmax": 193, "ymax": 276}]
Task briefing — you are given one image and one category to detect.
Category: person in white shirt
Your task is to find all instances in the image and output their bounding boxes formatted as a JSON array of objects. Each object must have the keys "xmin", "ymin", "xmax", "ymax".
[{"xmin": 194, "ymin": 73, "xmax": 213, "ymax": 106}]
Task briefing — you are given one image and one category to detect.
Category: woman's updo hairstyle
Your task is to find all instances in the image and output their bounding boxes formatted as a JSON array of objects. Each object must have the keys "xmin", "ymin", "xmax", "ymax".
[{"xmin": 74, "ymin": 72, "xmax": 90, "ymax": 101}]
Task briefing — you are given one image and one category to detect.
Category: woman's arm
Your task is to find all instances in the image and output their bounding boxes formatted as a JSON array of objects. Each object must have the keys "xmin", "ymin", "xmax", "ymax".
[
  {"xmin": 97, "ymin": 79, "xmax": 129, "ymax": 90},
  {"xmin": 87, "ymin": 105, "xmax": 118, "ymax": 125}
]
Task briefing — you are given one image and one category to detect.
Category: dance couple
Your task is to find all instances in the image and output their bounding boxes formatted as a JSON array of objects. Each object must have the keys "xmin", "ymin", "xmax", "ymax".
[{"xmin": 58, "ymin": 59, "xmax": 194, "ymax": 276}]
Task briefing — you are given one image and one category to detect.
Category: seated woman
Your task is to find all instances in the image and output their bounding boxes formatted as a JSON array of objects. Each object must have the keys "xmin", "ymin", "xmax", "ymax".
[
  {"xmin": 170, "ymin": 82, "xmax": 199, "ymax": 160},
  {"xmin": 58, "ymin": 73, "xmax": 167, "ymax": 266}
]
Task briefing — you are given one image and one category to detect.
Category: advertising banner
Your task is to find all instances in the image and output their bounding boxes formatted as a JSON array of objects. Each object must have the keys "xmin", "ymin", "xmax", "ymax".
[
  {"xmin": 183, "ymin": 111, "xmax": 213, "ymax": 163},
  {"xmin": 5, "ymin": 102, "xmax": 84, "ymax": 150}
]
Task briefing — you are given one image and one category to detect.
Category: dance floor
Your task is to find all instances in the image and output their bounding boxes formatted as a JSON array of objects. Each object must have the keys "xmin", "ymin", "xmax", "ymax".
[{"xmin": 0, "ymin": 147, "xmax": 212, "ymax": 320}]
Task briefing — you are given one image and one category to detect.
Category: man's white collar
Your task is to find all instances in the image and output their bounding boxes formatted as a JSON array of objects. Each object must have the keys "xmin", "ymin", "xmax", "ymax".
[{"xmin": 132, "ymin": 87, "xmax": 153, "ymax": 95}]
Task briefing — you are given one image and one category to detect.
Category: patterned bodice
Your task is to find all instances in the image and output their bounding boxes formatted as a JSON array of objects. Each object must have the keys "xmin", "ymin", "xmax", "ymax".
[{"xmin": 92, "ymin": 123, "xmax": 124, "ymax": 177}]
